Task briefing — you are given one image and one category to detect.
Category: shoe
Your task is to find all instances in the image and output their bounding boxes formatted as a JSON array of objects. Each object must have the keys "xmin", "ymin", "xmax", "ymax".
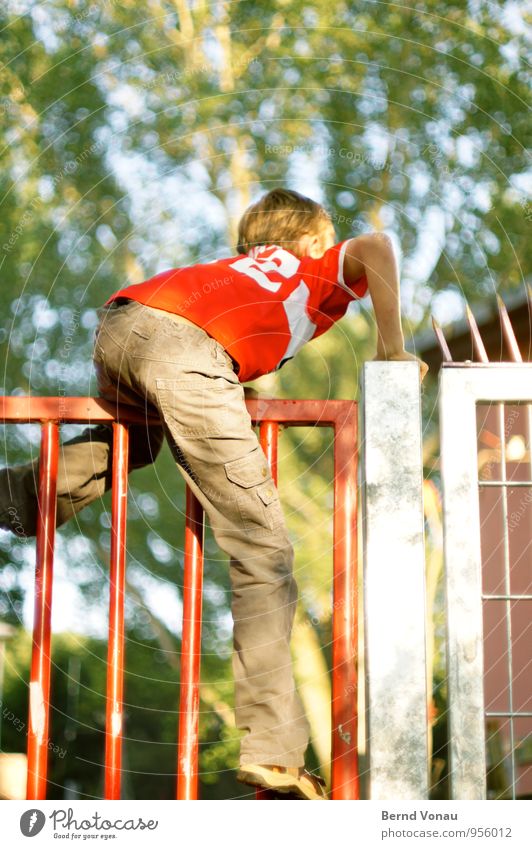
[{"xmin": 236, "ymin": 763, "xmax": 328, "ymax": 800}]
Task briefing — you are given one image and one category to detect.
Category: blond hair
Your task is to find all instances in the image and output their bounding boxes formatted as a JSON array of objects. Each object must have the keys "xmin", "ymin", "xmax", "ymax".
[{"xmin": 236, "ymin": 188, "xmax": 332, "ymax": 256}]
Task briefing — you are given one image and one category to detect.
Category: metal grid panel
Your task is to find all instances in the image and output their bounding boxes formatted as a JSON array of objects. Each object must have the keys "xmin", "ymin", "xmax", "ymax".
[
  {"xmin": 479, "ymin": 400, "xmax": 532, "ymax": 799},
  {"xmin": 439, "ymin": 364, "xmax": 532, "ymax": 799}
]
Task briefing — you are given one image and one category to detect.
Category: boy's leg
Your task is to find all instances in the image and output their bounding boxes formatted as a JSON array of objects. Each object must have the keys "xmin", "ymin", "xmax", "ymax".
[
  {"xmin": 156, "ymin": 417, "xmax": 310, "ymax": 768},
  {"xmin": 121, "ymin": 313, "xmax": 311, "ymax": 769},
  {"xmin": 0, "ymin": 423, "xmax": 164, "ymax": 538},
  {"xmin": 0, "ymin": 345, "xmax": 163, "ymax": 537}
]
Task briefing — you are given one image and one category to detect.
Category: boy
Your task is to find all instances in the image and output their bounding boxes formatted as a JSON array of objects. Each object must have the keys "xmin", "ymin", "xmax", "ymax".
[{"xmin": 1, "ymin": 188, "xmax": 428, "ymax": 800}]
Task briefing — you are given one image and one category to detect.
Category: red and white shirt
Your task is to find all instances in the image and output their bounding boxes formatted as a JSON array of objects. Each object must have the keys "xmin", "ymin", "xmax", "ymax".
[{"xmin": 106, "ymin": 241, "xmax": 368, "ymax": 382}]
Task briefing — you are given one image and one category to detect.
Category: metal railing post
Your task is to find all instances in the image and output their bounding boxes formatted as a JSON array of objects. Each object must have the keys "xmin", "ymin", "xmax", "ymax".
[
  {"xmin": 331, "ymin": 404, "xmax": 359, "ymax": 800},
  {"xmin": 360, "ymin": 362, "xmax": 428, "ymax": 799}
]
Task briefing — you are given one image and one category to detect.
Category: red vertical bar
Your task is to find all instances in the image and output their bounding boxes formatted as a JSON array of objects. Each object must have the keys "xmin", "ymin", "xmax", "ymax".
[
  {"xmin": 259, "ymin": 421, "xmax": 278, "ymax": 477},
  {"xmin": 176, "ymin": 487, "xmax": 205, "ymax": 800},
  {"xmin": 331, "ymin": 408, "xmax": 359, "ymax": 800},
  {"xmin": 27, "ymin": 421, "xmax": 59, "ymax": 800},
  {"xmin": 256, "ymin": 421, "xmax": 280, "ymax": 800},
  {"xmin": 104, "ymin": 422, "xmax": 129, "ymax": 800}
]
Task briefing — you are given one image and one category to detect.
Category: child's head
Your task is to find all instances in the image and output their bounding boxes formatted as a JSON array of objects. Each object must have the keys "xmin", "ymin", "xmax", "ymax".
[{"xmin": 236, "ymin": 188, "xmax": 336, "ymax": 258}]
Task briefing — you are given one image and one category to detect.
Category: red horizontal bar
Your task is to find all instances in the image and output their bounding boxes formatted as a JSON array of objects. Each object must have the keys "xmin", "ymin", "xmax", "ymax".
[
  {"xmin": 0, "ymin": 396, "xmax": 357, "ymax": 427},
  {"xmin": 247, "ymin": 398, "xmax": 357, "ymax": 427},
  {"xmin": 0, "ymin": 396, "xmax": 159, "ymax": 425}
]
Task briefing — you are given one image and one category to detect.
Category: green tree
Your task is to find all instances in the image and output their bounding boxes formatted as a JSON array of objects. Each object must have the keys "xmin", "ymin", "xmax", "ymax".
[{"xmin": 1, "ymin": 0, "xmax": 529, "ymax": 797}]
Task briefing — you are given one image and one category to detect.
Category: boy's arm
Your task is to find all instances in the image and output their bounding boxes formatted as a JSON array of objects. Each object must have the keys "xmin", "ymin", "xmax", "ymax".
[{"xmin": 342, "ymin": 233, "xmax": 428, "ymax": 381}]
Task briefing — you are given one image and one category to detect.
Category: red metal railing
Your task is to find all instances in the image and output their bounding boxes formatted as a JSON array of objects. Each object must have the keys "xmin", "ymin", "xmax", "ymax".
[{"xmin": 0, "ymin": 396, "xmax": 360, "ymax": 801}]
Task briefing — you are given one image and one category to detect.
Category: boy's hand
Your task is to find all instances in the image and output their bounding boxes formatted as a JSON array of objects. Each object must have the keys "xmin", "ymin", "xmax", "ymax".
[{"xmin": 372, "ymin": 349, "xmax": 429, "ymax": 383}]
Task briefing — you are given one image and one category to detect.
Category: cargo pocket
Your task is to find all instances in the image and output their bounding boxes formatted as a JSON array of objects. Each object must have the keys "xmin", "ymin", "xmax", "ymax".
[
  {"xmin": 131, "ymin": 324, "xmax": 154, "ymax": 340},
  {"xmin": 156, "ymin": 376, "xmax": 231, "ymax": 438},
  {"xmin": 224, "ymin": 447, "xmax": 285, "ymax": 536}
]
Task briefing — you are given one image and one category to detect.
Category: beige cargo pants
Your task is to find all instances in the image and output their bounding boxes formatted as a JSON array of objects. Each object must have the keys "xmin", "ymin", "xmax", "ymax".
[{"xmin": 0, "ymin": 299, "xmax": 310, "ymax": 768}]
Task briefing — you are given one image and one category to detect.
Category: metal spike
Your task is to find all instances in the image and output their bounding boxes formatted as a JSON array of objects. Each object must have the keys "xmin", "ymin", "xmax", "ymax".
[
  {"xmin": 431, "ymin": 315, "xmax": 453, "ymax": 362},
  {"xmin": 465, "ymin": 302, "xmax": 489, "ymax": 363},
  {"xmin": 496, "ymin": 293, "xmax": 522, "ymax": 362}
]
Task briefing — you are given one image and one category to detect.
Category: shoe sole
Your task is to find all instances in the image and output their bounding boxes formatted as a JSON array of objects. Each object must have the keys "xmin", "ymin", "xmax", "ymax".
[{"xmin": 236, "ymin": 766, "xmax": 327, "ymax": 801}]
